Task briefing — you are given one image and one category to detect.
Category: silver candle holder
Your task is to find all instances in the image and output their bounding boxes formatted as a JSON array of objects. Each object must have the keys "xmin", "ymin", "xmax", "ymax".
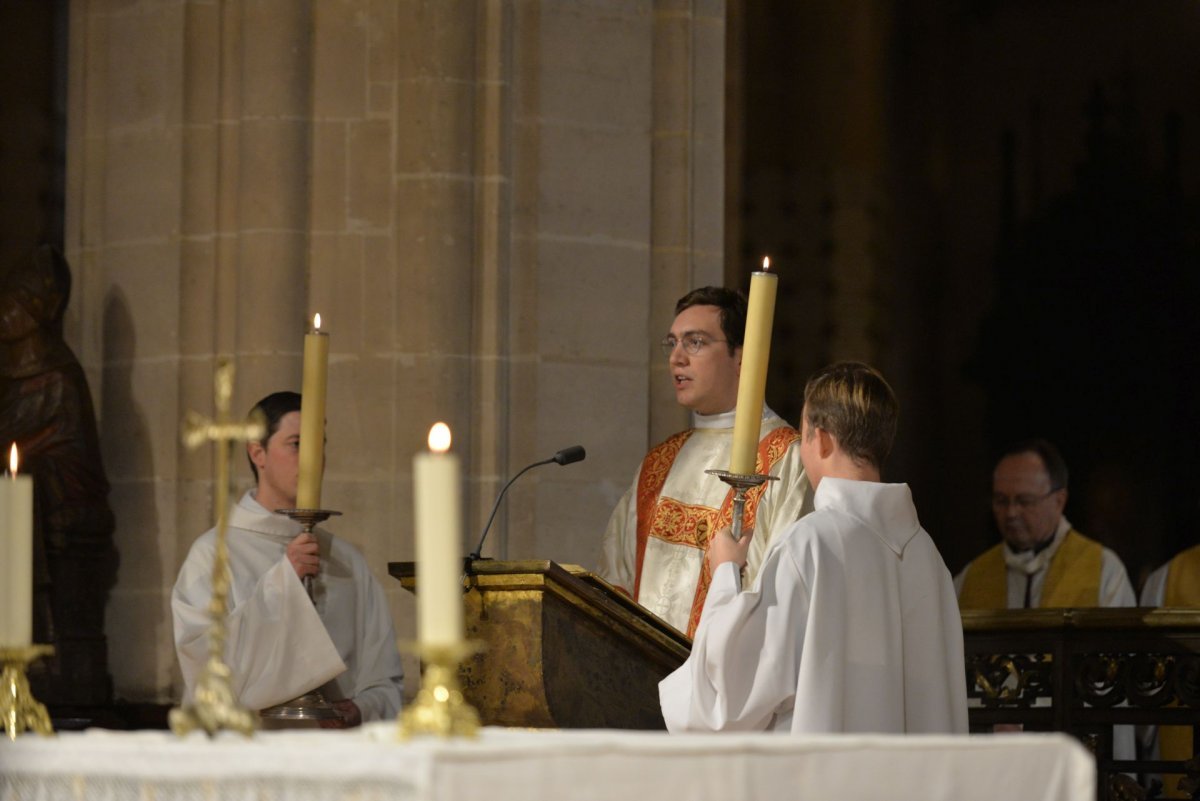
[
  {"xmin": 258, "ymin": 507, "xmax": 344, "ymax": 723},
  {"xmin": 706, "ymin": 469, "xmax": 778, "ymax": 542}
]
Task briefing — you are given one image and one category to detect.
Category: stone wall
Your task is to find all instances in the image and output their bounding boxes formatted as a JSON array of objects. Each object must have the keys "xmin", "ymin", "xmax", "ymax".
[{"xmin": 64, "ymin": 0, "xmax": 724, "ymax": 703}]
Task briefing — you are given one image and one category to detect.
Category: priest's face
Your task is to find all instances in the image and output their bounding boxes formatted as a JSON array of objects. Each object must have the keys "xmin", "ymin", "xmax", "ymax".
[
  {"xmin": 991, "ymin": 452, "xmax": 1067, "ymax": 551},
  {"xmin": 251, "ymin": 411, "xmax": 302, "ymax": 510},
  {"xmin": 666, "ymin": 304, "xmax": 742, "ymax": 415}
]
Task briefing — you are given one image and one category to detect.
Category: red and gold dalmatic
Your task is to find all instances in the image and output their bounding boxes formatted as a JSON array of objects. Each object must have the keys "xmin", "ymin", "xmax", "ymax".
[{"xmin": 598, "ymin": 409, "xmax": 810, "ymax": 638}]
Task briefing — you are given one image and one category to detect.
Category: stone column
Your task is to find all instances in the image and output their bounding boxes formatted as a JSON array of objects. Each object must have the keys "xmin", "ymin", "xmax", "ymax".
[
  {"xmin": 649, "ymin": 1, "xmax": 726, "ymax": 445},
  {"xmin": 66, "ymin": 0, "xmax": 315, "ymax": 701},
  {"xmin": 65, "ymin": 0, "xmax": 728, "ymax": 703}
]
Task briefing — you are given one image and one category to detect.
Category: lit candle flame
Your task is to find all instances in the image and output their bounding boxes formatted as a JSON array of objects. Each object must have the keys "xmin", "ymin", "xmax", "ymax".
[
  {"xmin": 313, "ymin": 312, "xmax": 322, "ymax": 332},
  {"xmin": 428, "ymin": 422, "xmax": 452, "ymax": 454},
  {"xmin": 9, "ymin": 443, "xmax": 18, "ymax": 476},
  {"xmin": 762, "ymin": 256, "xmax": 771, "ymax": 272}
]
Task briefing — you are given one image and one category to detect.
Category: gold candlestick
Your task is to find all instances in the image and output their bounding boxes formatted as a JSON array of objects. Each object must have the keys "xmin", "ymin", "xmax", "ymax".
[
  {"xmin": 1, "ymin": 644, "xmax": 54, "ymax": 739},
  {"xmin": 399, "ymin": 641, "xmax": 482, "ymax": 739},
  {"xmin": 258, "ymin": 507, "xmax": 343, "ymax": 723},
  {"xmin": 169, "ymin": 360, "xmax": 264, "ymax": 738}
]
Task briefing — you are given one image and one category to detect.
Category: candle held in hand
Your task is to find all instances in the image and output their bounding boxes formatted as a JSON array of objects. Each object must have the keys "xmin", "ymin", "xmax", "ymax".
[
  {"xmin": 297, "ymin": 313, "xmax": 329, "ymax": 509},
  {"xmin": 729, "ymin": 257, "xmax": 778, "ymax": 475},
  {"xmin": 1, "ymin": 444, "xmax": 34, "ymax": 646},
  {"xmin": 413, "ymin": 423, "xmax": 464, "ymax": 647}
]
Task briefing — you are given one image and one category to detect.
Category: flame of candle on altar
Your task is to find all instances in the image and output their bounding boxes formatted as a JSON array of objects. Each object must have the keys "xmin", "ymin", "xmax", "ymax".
[
  {"xmin": 313, "ymin": 312, "xmax": 322, "ymax": 332},
  {"xmin": 428, "ymin": 422, "xmax": 452, "ymax": 453},
  {"xmin": 762, "ymin": 256, "xmax": 771, "ymax": 272},
  {"xmin": 9, "ymin": 443, "xmax": 17, "ymax": 476},
  {"xmin": 415, "ymin": 420, "xmax": 463, "ymax": 645}
]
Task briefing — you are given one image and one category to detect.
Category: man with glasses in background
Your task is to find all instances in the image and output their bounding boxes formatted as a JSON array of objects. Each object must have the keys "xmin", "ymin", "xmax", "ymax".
[
  {"xmin": 956, "ymin": 438, "xmax": 1135, "ymax": 608},
  {"xmin": 956, "ymin": 438, "xmax": 1136, "ymax": 760},
  {"xmin": 597, "ymin": 287, "xmax": 812, "ymax": 637}
]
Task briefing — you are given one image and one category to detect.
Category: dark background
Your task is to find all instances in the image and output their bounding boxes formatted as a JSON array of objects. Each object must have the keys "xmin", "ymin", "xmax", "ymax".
[
  {"xmin": 4, "ymin": 0, "xmax": 1197, "ymax": 588},
  {"xmin": 728, "ymin": 0, "xmax": 1200, "ymax": 585}
]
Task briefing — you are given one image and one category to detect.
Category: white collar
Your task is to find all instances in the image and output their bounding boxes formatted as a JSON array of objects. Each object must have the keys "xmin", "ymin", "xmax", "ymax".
[
  {"xmin": 1003, "ymin": 516, "xmax": 1071, "ymax": 576},
  {"xmin": 227, "ymin": 489, "xmax": 304, "ymax": 544},
  {"xmin": 691, "ymin": 404, "xmax": 781, "ymax": 431},
  {"xmin": 813, "ymin": 477, "xmax": 920, "ymax": 557}
]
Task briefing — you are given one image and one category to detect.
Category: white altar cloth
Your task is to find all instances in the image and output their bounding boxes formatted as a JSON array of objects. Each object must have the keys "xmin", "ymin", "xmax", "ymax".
[{"xmin": 0, "ymin": 724, "xmax": 1094, "ymax": 801}]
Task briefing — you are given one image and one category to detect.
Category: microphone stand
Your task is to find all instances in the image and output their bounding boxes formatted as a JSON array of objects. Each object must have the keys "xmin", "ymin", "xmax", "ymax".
[
  {"xmin": 466, "ymin": 446, "xmax": 587, "ymax": 573},
  {"xmin": 469, "ymin": 457, "xmax": 555, "ymax": 562}
]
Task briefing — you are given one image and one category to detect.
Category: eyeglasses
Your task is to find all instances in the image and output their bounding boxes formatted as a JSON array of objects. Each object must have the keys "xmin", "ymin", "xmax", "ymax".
[
  {"xmin": 660, "ymin": 333, "xmax": 728, "ymax": 357},
  {"xmin": 991, "ymin": 488, "xmax": 1063, "ymax": 511}
]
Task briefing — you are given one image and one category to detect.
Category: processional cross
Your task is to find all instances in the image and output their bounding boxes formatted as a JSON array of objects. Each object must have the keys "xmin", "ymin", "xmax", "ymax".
[{"xmin": 169, "ymin": 359, "xmax": 265, "ymax": 737}]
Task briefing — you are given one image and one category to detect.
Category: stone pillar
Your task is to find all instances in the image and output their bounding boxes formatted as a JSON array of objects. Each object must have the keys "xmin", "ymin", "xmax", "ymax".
[
  {"xmin": 65, "ymin": 0, "xmax": 727, "ymax": 703},
  {"xmin": 503, "ymin": 1, "xmax": 726, "ymax": 566},
  {"xmin": 649, "ymin": 1, "xmax": 726, "ymax": 446},
  {"xmin": 66, "ymin": 0, "xmax": 316, "ymax": 701}
]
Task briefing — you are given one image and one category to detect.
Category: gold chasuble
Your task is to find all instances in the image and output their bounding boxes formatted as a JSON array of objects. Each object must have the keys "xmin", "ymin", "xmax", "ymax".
[
  {"xmin": 635, "ymin": 426, "xmax": 799, "ymax": 637},
  {"xmin": 1164, "ymin": 544, "xmax": 1200, "ymax": 606},
  {"xmin": 1160, "ymin": 544, "xmax": 1200, "ymax": 795},
  {"xmin": 958, "ymin": 530, "xmax": 1103, "ymax": 609}
]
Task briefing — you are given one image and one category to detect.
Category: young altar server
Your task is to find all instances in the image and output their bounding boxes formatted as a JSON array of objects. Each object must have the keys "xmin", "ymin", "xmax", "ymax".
[
  {"xmin": 660, "ymin": 362, "xmax": 968, "ymax": 733},
  {"xmin": 172, "ymin": 391, "xmax": 403, "ymax": 727}
]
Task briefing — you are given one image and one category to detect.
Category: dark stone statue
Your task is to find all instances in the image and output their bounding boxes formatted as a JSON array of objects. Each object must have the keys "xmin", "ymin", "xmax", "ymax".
[{"xmin": 0, "ymin": 245, "xmax": 117, "ymax": 706}]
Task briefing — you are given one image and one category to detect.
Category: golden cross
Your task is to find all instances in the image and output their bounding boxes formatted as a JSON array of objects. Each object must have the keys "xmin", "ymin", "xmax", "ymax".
[{"xmin": 169, "ymin": 359, "xmax": 265, "ymax": 737}]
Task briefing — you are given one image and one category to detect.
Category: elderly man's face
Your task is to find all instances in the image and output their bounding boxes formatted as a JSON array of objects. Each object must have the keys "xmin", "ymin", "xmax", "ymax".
[{"xmin": 991, "ymin": 452, "xmax": 1067, "ymax": 551}]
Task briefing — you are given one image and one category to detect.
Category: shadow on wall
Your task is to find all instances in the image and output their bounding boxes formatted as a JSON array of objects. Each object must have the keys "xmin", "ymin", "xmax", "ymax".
[{"xmin": 102, "ymin": 287, "xmax": 164, "ymax": 701}]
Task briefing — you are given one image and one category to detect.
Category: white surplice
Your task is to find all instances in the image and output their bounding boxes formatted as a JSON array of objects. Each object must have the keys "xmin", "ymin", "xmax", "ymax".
[
  {"xmin": 660, "ymin": 478, "xmax": 968, "ymax": 734},
  {"xmin": 172, "ymin": 491, "xmax": 404, "ymax": 720},
  {"xmin": 598, "ymin": 406, "xmax": 812, "ymax": 634}
]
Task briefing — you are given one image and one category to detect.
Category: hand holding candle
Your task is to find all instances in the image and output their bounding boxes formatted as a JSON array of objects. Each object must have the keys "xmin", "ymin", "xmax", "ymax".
[
  {"xmin": 729, "ymin": 257, "xmax": 779, "ymax": 475},
  {"xmin": 413, "ymin": 423, "xmax": 464, "ymax": 647},
  {"xmin": 297, "ymin": 313, "xmax": 329, "ymax": 509},
  {"xmin": 1, "ymin": 444, "xmax": 34, "ymax": 646}
]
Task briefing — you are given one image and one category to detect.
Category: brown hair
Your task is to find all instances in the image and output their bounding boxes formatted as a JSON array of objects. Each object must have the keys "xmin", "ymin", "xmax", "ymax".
[
  {"xmin": 674, "ymin": 286, "xmax": 747, "ymax": 356},
  {"xmin": 997, "ymin": 438, "xmax": 1069, "ymax": 490},
  {"xmin": 246, "ymin": 391, "xmax": 301, "ymax": 481},
  {"xmin": 803, "ymin": 362, "xmax": 898, "ymax": 468}
]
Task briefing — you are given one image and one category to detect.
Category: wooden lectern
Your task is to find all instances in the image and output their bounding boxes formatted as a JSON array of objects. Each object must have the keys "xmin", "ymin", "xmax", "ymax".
[{"xmin": 389, "ymin": 560, "xmax": 690, "ymax": 729}]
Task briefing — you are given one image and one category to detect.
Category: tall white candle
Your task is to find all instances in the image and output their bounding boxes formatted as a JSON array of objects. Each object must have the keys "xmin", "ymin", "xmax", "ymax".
[
  {"xmin": 1, "ymin": 444, "xmax": 34, "ymax": 646},
  {"xmin": 413, "ymin": 422, "xmax": 464, "ymax": 647},
  {"xmin": 297, "ymin": 313, "xmax": 329, "ymax": 509},
  {"xmin": 729, "ymin": 257, "xmax": 779, "ymax": 475}
]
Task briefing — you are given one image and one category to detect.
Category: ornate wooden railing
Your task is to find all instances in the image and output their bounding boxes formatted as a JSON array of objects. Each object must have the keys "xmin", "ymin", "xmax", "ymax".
[{"xmin": 963, "ymin": 608, "xmax": 1200, "ymax": 801}]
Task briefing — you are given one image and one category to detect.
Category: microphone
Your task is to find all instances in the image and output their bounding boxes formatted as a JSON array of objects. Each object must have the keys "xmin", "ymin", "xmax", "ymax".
[{"xmin": 468, "ymin": 445, "xmax": 586, "ymax": 560}]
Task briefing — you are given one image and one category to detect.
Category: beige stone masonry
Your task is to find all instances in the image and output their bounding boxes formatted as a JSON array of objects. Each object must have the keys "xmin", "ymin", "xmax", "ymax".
[{"xmin": 66, "ymin": 0, "xmax": 726, "ymax": 704}]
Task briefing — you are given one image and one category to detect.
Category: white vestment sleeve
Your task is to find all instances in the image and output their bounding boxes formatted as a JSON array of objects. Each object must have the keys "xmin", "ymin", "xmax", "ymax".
[
  {"xmin": 345, "ymin": 565, "xmax": 405, "ymax": 721},
  {"xmin": 1140, "ymin": 563, "xmax": 1168, "ymax": 606},
  {"xmin": 173, "ymin": 546, "xmax": 346, "ymax": 711},
  {"xmin": 596, "ymin": 467, "xmax": 640, "ymax": 595},
  {"xmin": 659, "ymin": 554, "xmax": 806, "ymax": 732},
  {"xmin": 1098, "ymin": 548, "xmax": 1136, "ymax": 607}
]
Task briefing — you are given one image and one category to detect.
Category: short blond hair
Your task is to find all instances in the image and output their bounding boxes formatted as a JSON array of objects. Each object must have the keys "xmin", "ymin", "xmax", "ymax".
[{"xmin": 803, "ymin": 362, "xmax": 898, "ymax": 468}]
